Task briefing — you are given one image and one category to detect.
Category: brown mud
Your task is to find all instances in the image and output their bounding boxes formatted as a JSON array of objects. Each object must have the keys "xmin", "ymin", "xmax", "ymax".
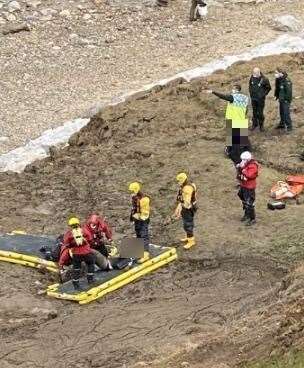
[{"xmin": 0, "ymin": 53, "xmax": 304, "ymax": 368}]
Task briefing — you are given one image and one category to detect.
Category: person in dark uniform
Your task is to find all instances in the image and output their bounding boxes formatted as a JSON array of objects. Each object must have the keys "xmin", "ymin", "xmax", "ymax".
[
  {"xmin": 249, "ymin": 67, "xmax": 271, "ymax": 132},
  {"xmin": 274, "ymin": 68, "xmax": 293, "ymax": 133}
]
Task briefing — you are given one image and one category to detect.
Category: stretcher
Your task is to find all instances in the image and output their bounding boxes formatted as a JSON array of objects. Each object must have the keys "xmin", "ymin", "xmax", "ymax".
[{"xmin": 0, "ymin": 234, "xmax": 177, "ymax": 304}]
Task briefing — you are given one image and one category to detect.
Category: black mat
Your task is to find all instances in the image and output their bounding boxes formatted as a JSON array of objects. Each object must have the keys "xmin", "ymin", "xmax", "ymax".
[{"xmin": 0, "ymin": 234, "xmax": 56, "ymax": 257}]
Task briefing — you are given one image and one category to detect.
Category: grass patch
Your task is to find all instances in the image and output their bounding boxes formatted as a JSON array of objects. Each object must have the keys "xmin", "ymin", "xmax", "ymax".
[{"xmin": 242, "ymin": 351, "xmax": 304, "ymax": 368}]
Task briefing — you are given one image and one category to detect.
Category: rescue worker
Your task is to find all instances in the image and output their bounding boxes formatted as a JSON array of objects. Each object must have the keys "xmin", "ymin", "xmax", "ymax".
[
  {"xmin": 236, "ymin": 151, "xmax": 259, "ymax": 226},
  {"xmin": 63, "ymin": 217, "xmax": 95, "ymax": 289},
  {"xmin": 85, "ymin": 214, "xmax": 113, "ymax": 270},
  {"xmin": 249, "ymin": 67, "xmax": 271, "ymax": 132},
  {"xmin": 206, "ymin": 85, "xmax": 251, "ymax": 164},
  {"xmin": 85, "ymin": 214, "xmax": 113, "ymax": 256},
  {"xmin": 128, "ymin": 182, "xmax": 150, "ymax": 262},
  {"xmin": 274, "ymin": 68, "xmax": 293, "ymax": 132},
  {"xmin": 174, "ymin": 173, "xmax": 197, "ymax": 249}
]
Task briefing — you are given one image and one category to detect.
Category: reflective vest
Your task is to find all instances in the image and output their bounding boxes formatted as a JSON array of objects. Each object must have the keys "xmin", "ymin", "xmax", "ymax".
[
  {"xmin": 177, "ymin": 183, "xmax": 197, "ymax": 209},
  {"xmin": 225, "ymin": 93, "xmax": 249, "ymax": 128}
]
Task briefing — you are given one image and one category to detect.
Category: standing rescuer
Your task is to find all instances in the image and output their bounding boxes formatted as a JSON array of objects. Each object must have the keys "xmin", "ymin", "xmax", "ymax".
[
  {"xmin": 63, "ymin": 217, "xmax": 95, "ymax": 290},
  {"xmin": 274, "ymin": 68, "xmax": 293, "ymax": 132},
  {"xmin": 129, "ymin": 182, "xmax": 151, "ymax": 261},
  {"xmin": 236, "ymin": 152, "xmax": 259, "ymax": 226},
  {"xmin": 249, "ymin": 67, "xmax": 271, "ymax": 132},
  {"xmin": 174, "ymin": 173, "xmax": 197, "ymax": 249}
]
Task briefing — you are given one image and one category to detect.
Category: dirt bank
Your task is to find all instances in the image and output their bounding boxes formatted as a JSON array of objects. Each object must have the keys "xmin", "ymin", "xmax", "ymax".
[{"xmin": 0, "ymin": 52, "xmax": 304, "ymax": 368}]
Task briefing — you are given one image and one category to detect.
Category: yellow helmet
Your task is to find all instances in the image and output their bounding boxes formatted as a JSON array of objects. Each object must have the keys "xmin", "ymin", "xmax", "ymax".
[
  {"xmin": 176, "ymin": 172, "xmax": 188, "ymax": 185},
  {"xmin": 68, "ymin": 217, "xmax": 80, "ymax": 227},
  {"xmin": 128, "ymin": 182, "xmax": 141, "ymax": 194}
]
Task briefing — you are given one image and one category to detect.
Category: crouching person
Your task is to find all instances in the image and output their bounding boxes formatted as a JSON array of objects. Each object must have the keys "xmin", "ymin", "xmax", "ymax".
[
  {"xmin": 64, "ymin": 217, "xmax": 95, "ymax": 290},
  {"xmin": 85, "ymin": 214, "xmax": 113, "ymax": 259}
]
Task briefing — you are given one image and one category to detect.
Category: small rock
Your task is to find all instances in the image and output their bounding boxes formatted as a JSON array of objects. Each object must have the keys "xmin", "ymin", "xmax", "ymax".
[
  {"xmin": 0, "ymin": 136, "xmax": 9, "ymax": 143},
  {"xmin": 8, "ymin": 1, "xmax": 21, "ymax": 13},
  {"xmin": 52, "ymin": 46, "xmax": 61, "ymax": 50},
  {"xmin": 181, "ymin": 363, "xmax": 190, "ymax": 368},
  {"xmin": 83, "ymin": 14, "xmax": 91, "ymax": 20},
  {"xmin": 59, "ymin": 9, "xmax": 71, "ymax": 18},
  {"xmin": 26, "ymin": 1, "xmax": 41, "ymax": 9},
  {"xmin": 40, "ymin": 8, "xmax": 56, "ymax": 16},
  {"xmin": 272, "ymin": 15, "xmax": 303, "ymax": 33},
  {"xmin": 3, "ymin": 12, "xmax": 17, "ymax": 21}
]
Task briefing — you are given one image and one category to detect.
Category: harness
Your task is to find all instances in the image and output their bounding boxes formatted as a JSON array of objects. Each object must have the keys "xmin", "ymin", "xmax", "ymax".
[
  {"xmin": 177, "ymin": 183, "xmax": 197, "ymax": 208},
  {"xmin": 72, "ymin": 228, "xmax": 85, "ymax": 246}
]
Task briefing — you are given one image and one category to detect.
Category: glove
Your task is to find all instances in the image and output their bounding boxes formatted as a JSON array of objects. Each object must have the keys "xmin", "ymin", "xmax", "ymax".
[
  {"xmin": 240, "ymin": 174, "xmax": 248, "ymax": 181},
  {"xmin": 132, "ymin": 213, "xmax": 140, "ymax": 220}
]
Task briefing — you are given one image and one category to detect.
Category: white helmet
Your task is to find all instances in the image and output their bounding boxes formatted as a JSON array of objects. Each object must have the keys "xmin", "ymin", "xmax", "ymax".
[{"xmin": 240, "ymin": 151, "xmax": 252, "ymax": 161}]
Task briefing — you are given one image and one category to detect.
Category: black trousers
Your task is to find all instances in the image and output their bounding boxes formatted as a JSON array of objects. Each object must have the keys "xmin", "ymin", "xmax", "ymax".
[
  {"xmin": 279, "ymin": 101, "xmax": 292, "ymax": 129},
  {"xmin": 238, "ymin": 187, "xmax": 256, "ymax": 220},
  {"xmin": 134, "ymin": 219, "xmax": 150, "ymax": 251},
  {"xmin": 72, "ymin": 253, "xmax": 95, "ymax": 281},
  {"xmin": 181, "ymin": 208, "xmax": 195, "ymax": 237},
  {"xmin": 251, "ymin": 99, "xmax": 265, "ymax": 128}
]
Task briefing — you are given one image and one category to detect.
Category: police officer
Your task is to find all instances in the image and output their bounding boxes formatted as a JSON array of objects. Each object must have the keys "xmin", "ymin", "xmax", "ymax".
[
  {"xmin": 274, "ymin": 68, "xmax": 293, "ymax": 133},
  {"xmin": 249, "ymin": 67, "xmax": 271, "ymax": 132}
]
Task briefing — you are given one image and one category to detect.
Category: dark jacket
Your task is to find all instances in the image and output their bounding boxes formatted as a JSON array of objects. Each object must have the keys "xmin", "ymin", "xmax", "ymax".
[
  {"xmin": 249, "ymin": 74, "xmax": 271, "ymax": 100},
  {"xmin": 275, "ymin": 73, "xmax": 293, "ymax": 103}
]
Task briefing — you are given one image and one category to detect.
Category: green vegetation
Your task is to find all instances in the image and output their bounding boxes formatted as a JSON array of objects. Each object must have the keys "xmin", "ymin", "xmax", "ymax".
[{"xmin": 243, "ymin": 351, "xmax": 304, "ymax": 368}]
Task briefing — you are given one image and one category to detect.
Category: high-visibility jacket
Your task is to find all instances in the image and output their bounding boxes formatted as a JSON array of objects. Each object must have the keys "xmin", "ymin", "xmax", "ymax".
[
  {"xmin": 177, "ymin": 183, "xmax": 197, "ymax": 209},
  {"xmin": 131, "ymin": 192, "xmax": 150, "ymax": 221},
  {"xmin": 225, "ymin": 93, "xmax": 249, "ymax": 128}
]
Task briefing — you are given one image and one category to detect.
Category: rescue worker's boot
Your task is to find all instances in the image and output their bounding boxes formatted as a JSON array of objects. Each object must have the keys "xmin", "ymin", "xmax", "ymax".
[
  {"xmin": 72, "ymin": 280, "xmax": 80, "ymax": 290},
  {"xmin": 241, "ymin": 214, "xmax": 248, "ymax": 222},
  {"xmin": 87, "ymin": 274, "xmax": 95, "ymax": 285},
  {"xmin": 180, "ymin": 234, "xmax": 188, "ymax": 242},
  {"xmin": 183, "ymin": 237, "xmax": 196, "ymax": 250},
  {"xmin": 137, "ymin": 251, "xmax": 150, "ymax": 264}
]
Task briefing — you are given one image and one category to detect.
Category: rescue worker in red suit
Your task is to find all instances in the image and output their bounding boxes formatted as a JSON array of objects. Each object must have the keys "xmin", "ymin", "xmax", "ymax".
[
  {"xmin": 236, "ymin": 151, "xmax": 259, "ymax": 226},
  {"xmin": 85, "ymin": 214, "xmax": 113, "ymax": 270},
  {"xmin": 85, "ymin": 214, "xmax": 113, "ymax": 257},
  {"xmin": 63, "ymin": 217, "xmax": 95, "ymax": 289}
]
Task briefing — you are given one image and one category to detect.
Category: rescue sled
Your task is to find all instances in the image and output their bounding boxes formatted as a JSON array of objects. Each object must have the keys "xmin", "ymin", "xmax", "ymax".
[
  {"xmin": 0, "ymin": 234, "xmax": 177, "ymax": 304},
  {"xmin": 47, "ymin": 244, "xmax": 177, "ymax": 304}
]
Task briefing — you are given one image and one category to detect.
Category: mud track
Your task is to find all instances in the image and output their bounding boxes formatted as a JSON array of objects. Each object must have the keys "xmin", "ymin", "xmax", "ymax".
[{"xmin": 0, "ymin": 53, "xmax": 304, "ymax": 367}]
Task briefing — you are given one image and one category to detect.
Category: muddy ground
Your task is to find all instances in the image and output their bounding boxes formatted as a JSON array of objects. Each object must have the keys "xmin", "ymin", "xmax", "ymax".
[{"xmin": 0, "ymin": 53, "xmax": 304, "ymax": 368}]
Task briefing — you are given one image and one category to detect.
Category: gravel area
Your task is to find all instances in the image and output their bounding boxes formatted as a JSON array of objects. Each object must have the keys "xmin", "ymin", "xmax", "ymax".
[{"xmin": 0, "ymin": 0, "xmax": 303, "ymax": 153}]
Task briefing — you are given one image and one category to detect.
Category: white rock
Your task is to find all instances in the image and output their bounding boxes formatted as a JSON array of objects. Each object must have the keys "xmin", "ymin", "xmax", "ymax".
[
  {"xmin": 8, "ymin": 1, "xmax": 21, "ymax": 13},
  {"xmin": 40, "ymin": 8, "xmax": 56, "ymax": 16},
  {"xmin": 0, "ymin": 137, "xmax": 9, "ymax": 143},
  {"xmin": 3, "ymin": 12, "xmax": 17, "ymax": 21},
  {"xmin": 26, "ymin": 1, "xmax": 41, "ymax": 8},
  {"xmin": 59, "ymin": 9, "xmax": 71, "ymax": 18},
  {"xmin": 83, "ymin": 14, "xmax": 91, "ymax": 20},
  {"xmin": 273, "ymin": 15, "xmax": 303, "ymax": 33}
]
